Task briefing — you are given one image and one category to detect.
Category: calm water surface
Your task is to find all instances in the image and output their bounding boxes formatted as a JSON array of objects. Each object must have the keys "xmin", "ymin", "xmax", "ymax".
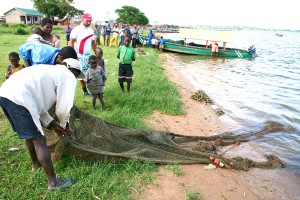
[{"xmin": 164, "ymin": 30, "xmax": 300, "ymax": 176}]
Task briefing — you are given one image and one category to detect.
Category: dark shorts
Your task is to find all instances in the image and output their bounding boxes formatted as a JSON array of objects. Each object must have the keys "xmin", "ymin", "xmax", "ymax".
[
  {"xmin": 118, "ymin": 64, "xmax": 133, "ymax": 83},
  {"xmin": 0, "ymin": 97, "xmax": 42, "ymax": 139}
]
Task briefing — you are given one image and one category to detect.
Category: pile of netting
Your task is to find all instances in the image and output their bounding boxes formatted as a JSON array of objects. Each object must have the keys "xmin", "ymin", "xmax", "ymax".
[{"xmin": 45, "ymin": 106, "xmax": 294, "ymax": 171}]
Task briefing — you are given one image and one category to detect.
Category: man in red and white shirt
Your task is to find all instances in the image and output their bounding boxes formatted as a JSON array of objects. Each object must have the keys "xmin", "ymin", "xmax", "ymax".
[{"xmin": 69, "ymin": 13, "xmax": 97, "ymax": 96}]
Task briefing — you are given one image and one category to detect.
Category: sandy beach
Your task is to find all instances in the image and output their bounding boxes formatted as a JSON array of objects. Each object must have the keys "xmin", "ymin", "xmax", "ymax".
[{"xmin": 141, "ymin": 53, "xmax": 300, "ymax": 200}]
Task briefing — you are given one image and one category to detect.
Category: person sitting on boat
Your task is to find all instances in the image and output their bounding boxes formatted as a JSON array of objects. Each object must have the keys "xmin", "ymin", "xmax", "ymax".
[{"xmin": 211, "ymin": 41, "xmax": 219, "ymax": 56}]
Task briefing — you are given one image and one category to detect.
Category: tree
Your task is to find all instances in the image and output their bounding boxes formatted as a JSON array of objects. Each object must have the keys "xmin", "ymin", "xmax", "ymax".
[
  {"xmin": 115, "ymin": 6, "xmax": 149, "ymax": 25},
  {"xmin": 32, "ymin": 0, "xmax": 83, "ymax": 19}
]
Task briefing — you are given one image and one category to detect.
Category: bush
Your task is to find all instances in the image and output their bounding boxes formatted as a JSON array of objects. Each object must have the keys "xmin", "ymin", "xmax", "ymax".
[
  {"xmin": 11, "ymin": 24, "xmax": 26, "ymax": 28},
  {"xmin": 1, "ymin": 23, "xmax": 9, "ymax": 27},
  {"xmin": 20, "ymin": 24, "xmax": 27, "ymax": 28},
  {"xmin": 15, "ymin": 27, "xmax": 29, "ymax": 35}
]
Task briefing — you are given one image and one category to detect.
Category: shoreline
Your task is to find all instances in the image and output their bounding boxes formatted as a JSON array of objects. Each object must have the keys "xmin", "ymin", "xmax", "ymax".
[
  {"xmin": 142, "ymin": 52, "xmax": 300, "ymax": 200},
  {"xmin": 145, "ymin": 53, "xmax": 230, "ymax": 136}
]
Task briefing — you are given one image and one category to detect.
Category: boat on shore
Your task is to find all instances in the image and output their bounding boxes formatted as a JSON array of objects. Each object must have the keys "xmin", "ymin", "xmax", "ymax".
[
  {"xmin": 162, "ymin": 28, "xmax": 257, "ymax": 58},
  {"xmin": 275, "ymin": 33, "xmax": 283, "ymax": 37},
  {"xmin": 163, "ymin": 40, "xmax": 255, "ymax": 58}
]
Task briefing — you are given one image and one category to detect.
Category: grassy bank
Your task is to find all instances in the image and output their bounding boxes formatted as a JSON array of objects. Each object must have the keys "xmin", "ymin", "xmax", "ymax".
[{"xmin": 0, "ymin": 25, "xmax": 185, "ymax": 199}]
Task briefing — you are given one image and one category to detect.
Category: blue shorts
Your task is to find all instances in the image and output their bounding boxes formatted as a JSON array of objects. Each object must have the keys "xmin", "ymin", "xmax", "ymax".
[
  {"xmin": 0, "ymin": 97, "xmax": 42, "ymax": 139},
  {"xmin": 78, "ymin": 54, "xmax": 91, "ymax": 77}
]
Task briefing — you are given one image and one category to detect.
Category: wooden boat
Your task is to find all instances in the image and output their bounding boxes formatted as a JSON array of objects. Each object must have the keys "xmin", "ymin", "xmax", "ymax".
[
  {"xmin": 162, "ymin": 28, "xmax": 256, "ymax": 58},
  {"xmin": 163, "ymin": 41, "xmax": 254, "ymax": 58}
]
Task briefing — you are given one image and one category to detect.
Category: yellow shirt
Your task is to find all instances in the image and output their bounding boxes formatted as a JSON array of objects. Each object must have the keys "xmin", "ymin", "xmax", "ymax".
[{"xmin": 5, "ymin": 64, "xmax": 25, "ymax": 78}]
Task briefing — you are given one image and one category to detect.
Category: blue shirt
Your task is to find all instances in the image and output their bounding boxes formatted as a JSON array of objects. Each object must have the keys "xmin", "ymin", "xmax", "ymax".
[
  {"xmin": 148, "ymin": 33, "xmax": 155, "ymax": 44},
  {"xmin": 159, "ymin": 39, "xmax": 165, "ymax": 44},
  {"xmin": 19, "ymin": 43, "xmax": 60, "ymax": 66}
]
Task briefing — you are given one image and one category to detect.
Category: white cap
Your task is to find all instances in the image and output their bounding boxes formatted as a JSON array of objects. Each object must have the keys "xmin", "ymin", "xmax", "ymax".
[{"xmin": 61, "ymin": 58, "xmax": 85, "ymax": 79}]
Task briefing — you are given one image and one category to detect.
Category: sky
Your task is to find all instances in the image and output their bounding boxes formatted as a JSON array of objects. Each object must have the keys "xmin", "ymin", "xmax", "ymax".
[{"xmin": 0, "ymin": 0, "xmax": 299, "ymax": 30}]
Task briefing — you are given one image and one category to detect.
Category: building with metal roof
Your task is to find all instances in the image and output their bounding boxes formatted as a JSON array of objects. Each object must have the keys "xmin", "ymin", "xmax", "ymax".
[{"xmin": 4, "ymin": 7, "xmax": 44, "ymax": 25}]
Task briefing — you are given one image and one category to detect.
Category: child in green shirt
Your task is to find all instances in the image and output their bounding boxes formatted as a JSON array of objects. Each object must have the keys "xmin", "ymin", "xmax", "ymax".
[{"xmin": 117, "ymin": 36, "xmax": 136, "ymax": 92}]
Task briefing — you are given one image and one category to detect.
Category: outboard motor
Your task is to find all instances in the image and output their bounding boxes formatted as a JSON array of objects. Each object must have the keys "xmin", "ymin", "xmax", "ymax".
[{"xmin": 248, "ymin": 45, "xmax": 257, "ymax": 57}]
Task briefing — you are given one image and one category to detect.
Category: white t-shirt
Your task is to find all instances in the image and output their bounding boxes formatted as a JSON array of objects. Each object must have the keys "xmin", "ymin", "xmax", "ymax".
[
  {"xmin": 0, "ymin": 64, "xmax": 77, "ymax": 135},
  {"xmin": 112, "ymin": 27, "xmax": 120, "ymax": 37},
  {"xmin": 70, "ymin": 24, "xmax": 94, "ymax": 55},
  {"xmin": 151, "ymin": 38, "xmax": 158, "ymax": 45}
]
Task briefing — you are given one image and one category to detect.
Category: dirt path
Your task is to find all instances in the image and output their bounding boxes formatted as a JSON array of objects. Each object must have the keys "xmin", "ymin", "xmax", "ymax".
[{"xmin": 140, "ymin": 53, "xmax": 300, "ymax": 200}]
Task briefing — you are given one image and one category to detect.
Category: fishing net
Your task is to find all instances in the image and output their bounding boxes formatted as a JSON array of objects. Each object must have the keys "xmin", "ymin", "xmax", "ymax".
[
  {"xmin": 45, "ymin": 106, "xmax": 293, "ymax": 171},
  {"xmin": 191, "ymin": 90, "xmax": 225, "ymax": 116}
]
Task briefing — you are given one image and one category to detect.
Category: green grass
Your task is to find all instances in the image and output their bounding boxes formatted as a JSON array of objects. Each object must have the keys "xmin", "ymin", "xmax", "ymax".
[
  {"xmin": 186, "ymin": 190, "xmax": 203, "ymax": 200},
  {"xmin": 0, "ymin": 24, "xmax": 185, "ymax": 199},
  {"xmin": 165, "ymin": 163, "xmax": 185, "ymax": 176}
]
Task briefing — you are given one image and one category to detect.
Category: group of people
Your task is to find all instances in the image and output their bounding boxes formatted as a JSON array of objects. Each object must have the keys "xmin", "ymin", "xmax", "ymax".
[
  {"xmin": 68, "ymin": 13, "xmax": 135, "ymax": 98},
  {"xmin": 91, "ymin": 23, "xmax": 140, "ymax": 48},
  {"xmin": 144, "ymin": 29, "xmax": 166, "ymax": 51},
  {"xmin": 1, "ymin": 13, "xmax": 136, "ymax": 191}
]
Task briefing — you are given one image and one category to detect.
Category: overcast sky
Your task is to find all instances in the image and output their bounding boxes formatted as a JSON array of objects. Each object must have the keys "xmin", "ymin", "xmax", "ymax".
[{"xmin": 0, "ymin": 0, "xmax": 298, "ymax": 30}]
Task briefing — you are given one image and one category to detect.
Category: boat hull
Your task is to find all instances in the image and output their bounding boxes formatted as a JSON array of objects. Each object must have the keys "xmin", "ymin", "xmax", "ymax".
[{"xmin": 163, "ymin": 42, "xmax": 253, "ymax": 58}]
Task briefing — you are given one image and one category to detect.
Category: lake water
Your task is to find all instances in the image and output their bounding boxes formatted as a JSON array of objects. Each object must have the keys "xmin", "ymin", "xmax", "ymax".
[{"xmin": 163, "ymin": 30, "xmax": 300, "ymax": 176}]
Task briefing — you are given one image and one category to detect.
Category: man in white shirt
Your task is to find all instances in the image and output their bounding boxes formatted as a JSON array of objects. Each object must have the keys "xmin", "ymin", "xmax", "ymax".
[
  {"xmin": 69, "ymin": 13, "xmax": 97, "ymax": 96},
  {"xmin": 0, "ymin": 58, "xmax": 85, "ymax": 191}
]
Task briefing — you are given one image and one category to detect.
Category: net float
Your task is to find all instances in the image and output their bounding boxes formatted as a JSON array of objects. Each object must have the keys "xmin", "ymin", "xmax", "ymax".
[{"xmin": 213, "ymin": 159, "xmax": 220, "ymax": 165}]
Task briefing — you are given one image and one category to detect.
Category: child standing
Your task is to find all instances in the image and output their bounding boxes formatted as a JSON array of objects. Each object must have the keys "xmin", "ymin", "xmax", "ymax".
[
  {"xmin": 117, "ymin": 36, "xmax": 136, "ymax": 92},
  {"xmin": 86, "ymin": 55, "xmax": 106, "ymax": 110},
  {"xmin": 159, "ymin": 36, "xmax": 165, "ymax": 51},
  {"xmin": 5, "ymin": 52, "xmax": 25, "ymax": 79},
  {"xmin": 95, "ymin": 47, "xmax": 107, "ymax": 86},
  {"xmin": 120, "ymin": 28, "xmax": 132, "ymax": 46}
]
